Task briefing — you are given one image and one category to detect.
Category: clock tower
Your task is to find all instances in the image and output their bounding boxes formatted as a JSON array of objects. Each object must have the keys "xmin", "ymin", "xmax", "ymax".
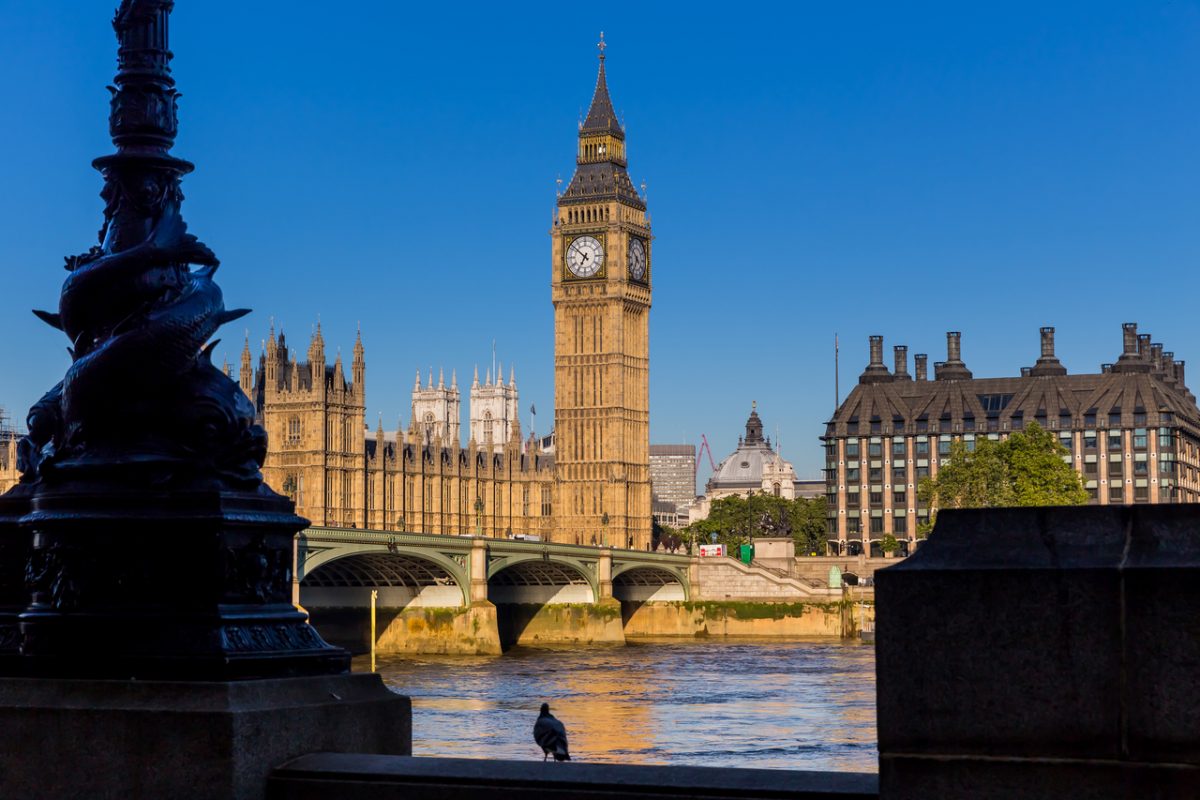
[{"xmin": 552, "ymin": 34, "xmax": 653, "ymax": 550}]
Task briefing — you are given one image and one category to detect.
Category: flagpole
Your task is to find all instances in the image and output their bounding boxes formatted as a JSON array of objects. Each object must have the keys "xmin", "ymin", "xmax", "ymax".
[{"xmin": 834, "ymin": 332, "xmax": 840, "ymax": 412}]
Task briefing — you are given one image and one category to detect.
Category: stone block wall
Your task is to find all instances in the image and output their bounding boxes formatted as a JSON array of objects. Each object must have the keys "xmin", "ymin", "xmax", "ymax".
[{"xmin": 875, "ymin": 505, "xmax": 1200, "ymax": 799}]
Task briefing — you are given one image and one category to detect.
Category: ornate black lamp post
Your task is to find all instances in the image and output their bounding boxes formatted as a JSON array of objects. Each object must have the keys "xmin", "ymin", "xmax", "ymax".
[{"xmin": 4, "ymin": 0, "xmax": 347, "ymax": 679}]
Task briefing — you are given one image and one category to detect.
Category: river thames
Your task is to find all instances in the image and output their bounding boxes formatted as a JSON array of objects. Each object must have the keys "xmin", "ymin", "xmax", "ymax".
[{"xmin": 360, "ymin": 637, "xmax": 877, "ymax": 772}]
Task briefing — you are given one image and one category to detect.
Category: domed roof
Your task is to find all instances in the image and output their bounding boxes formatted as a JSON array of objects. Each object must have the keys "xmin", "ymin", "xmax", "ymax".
[{"xmin": 707, "ymin": 404, "xmax": 786, "ymax": 490}]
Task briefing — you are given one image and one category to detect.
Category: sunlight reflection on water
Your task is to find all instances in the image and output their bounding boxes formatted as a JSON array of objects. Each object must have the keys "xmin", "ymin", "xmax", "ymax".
[{"xmin": 361, "ymin": 637, "xmax": 877, "ymax": 772}]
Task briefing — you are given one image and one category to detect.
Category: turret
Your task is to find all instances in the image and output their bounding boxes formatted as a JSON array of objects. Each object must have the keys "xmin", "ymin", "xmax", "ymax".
[
  {"xmin": 309, "ymin": 321, "xmax": 326, "ymax": 387},
  {"xmin": 239, "ymin": 334, "xmax": 253, "ymax": 397},
  {"xmin": 352, "ymin": 325, "xmax": 365, "ymax": 395}
]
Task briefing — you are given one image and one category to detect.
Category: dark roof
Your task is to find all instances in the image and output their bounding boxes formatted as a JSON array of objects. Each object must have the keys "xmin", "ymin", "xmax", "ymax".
[
  {"xmin": 581, "ymin": 59, "xmax": 623, "ymax": 138},
  {"xmin": 828, "ymin": 369, "xmax": 1200, "ymax": 437},
  {"xmin": 560, "ymin": 161, "xmax": 645, "ymax": 209},
  {"xmin": 651, "ymin": 445, "xmax": 696, "ymax": 456},
  {"xmin": 559, "ymin": 53, "xmax": 645, "ymax": 211}
]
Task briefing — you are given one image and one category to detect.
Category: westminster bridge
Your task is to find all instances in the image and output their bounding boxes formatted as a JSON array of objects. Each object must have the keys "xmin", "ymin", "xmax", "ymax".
[{"xmin": 295, "ymin": 527, "xmax": 848, "ymax": 653}]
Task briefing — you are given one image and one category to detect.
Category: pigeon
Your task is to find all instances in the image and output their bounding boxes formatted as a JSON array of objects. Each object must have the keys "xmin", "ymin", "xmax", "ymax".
[{"xmin": 533, "ymin": 702, "xmax": 571, "ymax": 762}]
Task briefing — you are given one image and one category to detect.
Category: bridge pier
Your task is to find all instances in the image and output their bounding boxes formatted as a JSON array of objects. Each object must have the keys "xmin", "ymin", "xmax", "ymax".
[{"xmin": 598, "ymin": 548, "xmax": 613, "ymax": 600}]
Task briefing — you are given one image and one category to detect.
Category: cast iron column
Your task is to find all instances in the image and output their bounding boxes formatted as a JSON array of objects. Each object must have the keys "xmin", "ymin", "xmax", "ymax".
[{"xmin": 5, "ymin": 0, "xmax": 349, "ymax": 679}]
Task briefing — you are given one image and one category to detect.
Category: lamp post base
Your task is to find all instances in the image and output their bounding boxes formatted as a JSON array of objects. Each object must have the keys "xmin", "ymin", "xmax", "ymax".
[{"xmin": 0, "ymin": 672, "xmax": 410, "ymax": 800}]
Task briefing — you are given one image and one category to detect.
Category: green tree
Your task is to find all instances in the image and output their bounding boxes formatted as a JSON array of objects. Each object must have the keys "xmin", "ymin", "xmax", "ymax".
[
  {"xmin": 787, "ymin": 497, "xmax": 828, "ymax": 556},
  {"xmin": 1000, "ymin": 422, "xmax": 1089, "ymax": 506},
  {"xmin": 684, "ymin": 494, "xmax": 827, "ymax": 554},
  {"xmin": 918, "ymin": 421, "xmax": 1087, "ymax": 533}
]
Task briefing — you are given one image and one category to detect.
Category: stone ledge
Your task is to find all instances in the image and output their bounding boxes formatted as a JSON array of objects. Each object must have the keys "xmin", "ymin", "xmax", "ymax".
[
  {"xmin": 268, "ymin": 754, "xmax": 879, "ymax": 799},
  {"xmin": 0, "ymin": 673, "xmax": 410, "ymax": 800}
]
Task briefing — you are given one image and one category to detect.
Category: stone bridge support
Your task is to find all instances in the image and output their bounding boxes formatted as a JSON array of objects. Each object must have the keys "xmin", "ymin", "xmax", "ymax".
[{"xmin": 598, "ymin": 549, "xmax": 613, "ymax": 600}]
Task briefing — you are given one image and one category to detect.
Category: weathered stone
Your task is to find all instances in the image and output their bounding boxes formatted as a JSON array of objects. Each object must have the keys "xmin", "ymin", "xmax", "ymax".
[
  {"xmin": 876, "ymin": 505, "xmax": 1200, "ymax": 799},
  {"xmin": 0, "ymin": 673, "xmax": 410, "ymax": 800},
  {"xmin": 269, "ymin": 753, "xmax": 880, "ymax": 799}
]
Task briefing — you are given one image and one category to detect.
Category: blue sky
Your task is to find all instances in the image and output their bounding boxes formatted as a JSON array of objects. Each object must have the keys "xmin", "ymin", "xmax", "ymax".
[{"xmin": 1, "ymin": 1, "xmax": 1198, "ymax": 486}]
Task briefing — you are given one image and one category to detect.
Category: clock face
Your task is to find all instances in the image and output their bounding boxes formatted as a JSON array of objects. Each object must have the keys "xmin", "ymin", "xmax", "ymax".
[
  {"xmin": 566, "ymin": 235, "xmax": 604, "ymax": 278},
  {"xmin": 628, "ymin": 238, "xmax": 647, "ymax": 281}
]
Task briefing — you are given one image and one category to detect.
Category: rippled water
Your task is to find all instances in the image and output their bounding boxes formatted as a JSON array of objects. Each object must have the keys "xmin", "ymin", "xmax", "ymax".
[{"xmin": 361, "ymin": 637, "xmax": 877, "ymax": 772}]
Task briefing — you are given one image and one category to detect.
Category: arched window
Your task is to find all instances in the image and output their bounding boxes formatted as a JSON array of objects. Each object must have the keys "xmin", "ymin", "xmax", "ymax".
[
  {"xmin": 287, "ymin": 416, "xmax": 301, "ymax": 445},
  {"xmin": 484, "ymin": 411, "xmax": 494, "ymax": 440},
  {"xmin": 773, "ymin": 483, "xmax": 782, "ymax": 497},
  {"xmin": 424, "ymin": 412, "xmax": 435, "ymax": 444}
]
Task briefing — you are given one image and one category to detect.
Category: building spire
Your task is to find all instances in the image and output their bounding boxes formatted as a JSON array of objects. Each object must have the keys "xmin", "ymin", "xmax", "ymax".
[{"xmin": 581, "ymin": 32, "xmax": 622, "ymax": 137}]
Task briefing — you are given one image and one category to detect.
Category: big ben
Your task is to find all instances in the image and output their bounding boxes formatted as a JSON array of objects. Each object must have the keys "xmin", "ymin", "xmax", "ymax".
[{"xmin": 552, "ymin": 34, "xmax": 652, "ymax": 550}]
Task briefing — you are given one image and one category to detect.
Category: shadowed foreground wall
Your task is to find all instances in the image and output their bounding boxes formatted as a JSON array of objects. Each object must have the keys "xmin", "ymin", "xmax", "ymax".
[{"xmin": 875, "ymin": 505, "xmax": 1200, "ymax": 799}]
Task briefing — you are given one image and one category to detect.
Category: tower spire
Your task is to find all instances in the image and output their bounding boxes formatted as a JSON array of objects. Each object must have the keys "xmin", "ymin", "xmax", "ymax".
[{"xmin": 581, "ymin": 32, "xmax": 621, "ymax": 137}]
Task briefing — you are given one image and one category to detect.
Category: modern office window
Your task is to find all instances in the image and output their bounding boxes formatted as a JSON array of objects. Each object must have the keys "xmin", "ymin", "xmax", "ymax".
[
  {"xmin": 1133, "ymin": 429, "xmax": 1148, "ymax": 449},
  {"xmin": 894, "ymin": 516, "xmax": 908, "ymax": 534},
  {"xmin": 1084, "ymin": 431, "xmax": 1098, "ymax": 449},
  {"xmin": 869, "ymin": 441, "xmax": 882, "ymax": 457},
  {"xmin": 846, "ymin": 441, "xmax": 860, "ymax": 457},
  {"xmin": 1108, "ymin": 430, "xmax": 1122, "ymax": 450},
  {"xmin": 1109, "ymin": 486, "xmax": 1124, "ymax": 502},
  {"xmin": 893, "ymin": 440, "xmax": 906, "ymax": 457},
  {"xmin": 893, "ymin": 489, "xmax": 907, "ymax": 505},
  {"xmin": 870, "ymin": 517, "xmax": 884, "ymax": 534},
  {"xmin": 916, "ymin": 439, "xmax": 929, "ymax": 456}
]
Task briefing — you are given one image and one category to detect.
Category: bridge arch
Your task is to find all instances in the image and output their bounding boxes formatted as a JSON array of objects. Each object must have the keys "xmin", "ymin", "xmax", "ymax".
[
  {"xmin": 301, "ymin": 550, "xmax": 469, "ymax": 608},
  {"xmin": 487, "ymin": 556, "xmax": 597, "ymax": 604},
  {"xmin": 611, "ymin": 565, "xmax": 689, "ymax": 602}
]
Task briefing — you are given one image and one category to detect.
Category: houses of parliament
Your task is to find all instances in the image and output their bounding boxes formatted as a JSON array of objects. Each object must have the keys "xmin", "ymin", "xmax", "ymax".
[{"xmin": 226, "ymin": 40, "xmax": 654, "ymax": 549}]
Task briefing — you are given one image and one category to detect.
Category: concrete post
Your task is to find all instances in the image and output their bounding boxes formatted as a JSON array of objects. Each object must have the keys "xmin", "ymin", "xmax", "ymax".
[
  {"xmin": 469, "ymin": 537, "xmax": 489, "ymax": 603},
  {"xmin": 598, "ymin": 549, "xmax": 613, "ymax": 600}
]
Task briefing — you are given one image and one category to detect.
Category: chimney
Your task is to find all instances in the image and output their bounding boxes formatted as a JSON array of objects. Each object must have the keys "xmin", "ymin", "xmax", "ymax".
[
  {"xmin": 947, "ymin": 331, "xmax": 962, "ymax": 362},
  {"xmin": 893, "ymin": 345, "xmax": 910, "ymax": 380},
  {"xmin": 1123, "ymin": 323, "xmax": 1138, "ymax": 356},
  {"xmin": 1138, "ymin": 333, "xmax": 1151, "ymax": 358},
  {"xmin": 1112, "ymin": 322, "xmax": 1151, "ymax": 374},
  {"xmin": 1030, "ymin": 325, "xmax": 1067, "ymax": 377},
  {"xmin": 1101, "ymin": 363, "xmax": 1113, "ymax": 374},
  {"xmin": 934, "ymin": 361, "xmax": 946, "ymax": 380},
  {"xmin": 938, "ymin": 331, "xmax": 973, "ymax": 380},
  {"xmin": 1151, "ymin": 343, "xmax": 1164, "ymax": 372},
  {"xmin": 1176, "ymin": 360, "xmax": 1186, "ymax": 388},
  {"xmin": 1163, "ymin": 352, "xmax": 1176, "ymax": 384},
  {"xmin": 1040, "ymin": 327, "xmax": 1055, "ymax": 358},
  {"xmin": 859, "ymin": 335, "xmax": 892, "ymax": 384},
  {"xmin": 914, "ymin": 353, "xmax": 928, "ymax": 382},
  {"xmin": 1020, "ymin": 367, "xmax": 1032, "ymax": 377}
]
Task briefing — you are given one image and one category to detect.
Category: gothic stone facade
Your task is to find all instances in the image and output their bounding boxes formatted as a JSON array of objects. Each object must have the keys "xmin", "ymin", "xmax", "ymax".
[
  {"xmin": 0, "ymin": 428, "xmax": 17, "ymax": 496},
  {"xmin": 823, "ymin": 324, "xmax": 1200, "ymax": 557},
  {"xmin": 239, "ymin": 327, "xmax": 557, "ymax": 539},
  {"xmin": 232, "ymin": 43, "xmax": 654, "ymax": 547},
  {"xmin": 550, "ymin": 40, "xmax": 653, "ymax": 550}
]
